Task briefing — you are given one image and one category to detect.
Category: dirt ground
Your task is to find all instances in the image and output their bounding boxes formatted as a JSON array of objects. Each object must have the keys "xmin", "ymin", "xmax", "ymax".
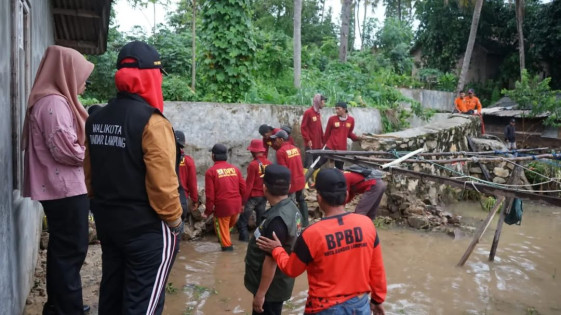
[{"xmin": 23, "ymin": 240, "xmax": 103, "ymax": 315}]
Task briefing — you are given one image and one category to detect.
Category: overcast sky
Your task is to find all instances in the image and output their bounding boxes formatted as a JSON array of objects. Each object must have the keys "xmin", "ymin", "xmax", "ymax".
[{"xmin": 113, "ymin": 0, "xmax": 387, "ymax": 47}]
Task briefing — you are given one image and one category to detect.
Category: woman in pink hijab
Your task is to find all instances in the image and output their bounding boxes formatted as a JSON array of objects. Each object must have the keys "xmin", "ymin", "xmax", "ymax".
[{"xmin": 22, "ymin": 45, "xmax": 94, "ymax": 315}]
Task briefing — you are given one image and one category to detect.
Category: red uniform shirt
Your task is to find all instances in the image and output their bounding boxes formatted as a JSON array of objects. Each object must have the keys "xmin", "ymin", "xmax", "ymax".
[
  {"xmin": 344, "ymin": 171, "xmax": 376, "ymax": 204},
  {"xmin": 204, "ymin": 161, "xmax": 246, "ymax": 217},
  {"xmin": 323, "ymin": 115, "xmax": 359, "ymax": 150},
  {"xmin": 178, "ymin": 154, "xmax": 198, "ymax": 204},
  {"xmin": 275, "ymin": 142, "xmax": 305, "ymax": 193},
  {"xmin": 301, "ymin": 107, "xmax": 324, "ymax": 149},
  {"xmin": 244, "ymin": 156, "xmax": 271, "ymax": 203},
  {"xmin": 272, "ymin": 213, "xmax": 387, "ymax": 313}
]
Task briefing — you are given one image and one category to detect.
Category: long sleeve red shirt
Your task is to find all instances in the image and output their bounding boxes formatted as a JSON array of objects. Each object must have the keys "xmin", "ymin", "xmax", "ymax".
[
  {"xmin": 204, "ymin": 161, "xmax": 246, "ymax": 217},
  {"xmin": 323, "ymin": 115, "xmax": 359, "ymax": 150},
  {"xmin": 271, "ymin": 213, "xmax": 387, "ymax": 313},
  {"xmin": 244, "ymin": 156, "xmax": 271, "ymax": 203},
  {"xmin": 178, "ymin": 154, "xmax": 198, "ymax": 204},
  {"xmin": 301, "ymin": 107, "xmax": 324, "ymax": 149},
  {"xmin": 343, "ymin": 171, "xmax": 376, "ymax": 204},
  {"xmin": 275, "ymin": 142, "xmax": 305, "ymax": 193}
]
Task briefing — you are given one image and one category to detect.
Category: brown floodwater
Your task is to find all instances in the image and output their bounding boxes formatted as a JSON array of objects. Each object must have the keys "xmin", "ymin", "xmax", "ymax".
[{"xmin": 163, "ymin": 202, "xmax": 561, "ymax": 315}]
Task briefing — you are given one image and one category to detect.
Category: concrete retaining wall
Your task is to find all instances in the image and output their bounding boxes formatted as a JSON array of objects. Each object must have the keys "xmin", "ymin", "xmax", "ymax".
[
  {"xmin": 399, "ymin": 88, "xmax": 455, "ymax": 113},
  {"xmin": 0, "ymin": 1, "xmax": 54, "ymax": 314}
]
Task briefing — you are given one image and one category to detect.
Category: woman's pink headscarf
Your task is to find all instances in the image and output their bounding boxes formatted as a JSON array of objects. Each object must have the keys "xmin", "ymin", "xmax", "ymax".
[
  {"xmin": 313, "ymin": 94, "xmax": 323, "ymax": 112},
  {"xmin": 22, "ymin": 45, "xmax": 94, "ymax": 148}
]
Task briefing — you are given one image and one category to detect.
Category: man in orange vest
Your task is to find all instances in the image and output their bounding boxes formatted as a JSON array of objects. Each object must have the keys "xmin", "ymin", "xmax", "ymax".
[
  {"xmin": 464, "ymin": 89, "xmax": 482, "ymax": 115},
  {"xmin": 454, "ymin": 91, "xmax": 466, "ymax": 113}
]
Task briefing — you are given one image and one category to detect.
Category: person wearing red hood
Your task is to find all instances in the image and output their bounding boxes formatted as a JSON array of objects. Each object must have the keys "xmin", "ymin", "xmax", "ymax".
[{"xmin": 84, "ymin": 41, "xmax": 183, "ymax": 315}]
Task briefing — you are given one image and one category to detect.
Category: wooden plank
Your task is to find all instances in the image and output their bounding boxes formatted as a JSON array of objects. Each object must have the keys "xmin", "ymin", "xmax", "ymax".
[
  {"xmin": 489, "ymin": 166, "xmax": 523, "ymax": 261},
  {"xmin": 53, "ymin": 8, "xmax": 100, "ymax": 19},
  {"xmin": 457, "ymin": 196, "xmax": 505, "ymax": 266},
  {"xmin": 467, "ymin": 137, "xmax": 491, "ymax": 182}
]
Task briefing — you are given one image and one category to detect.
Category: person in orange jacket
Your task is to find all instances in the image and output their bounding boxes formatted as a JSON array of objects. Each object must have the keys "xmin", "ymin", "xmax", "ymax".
[
  {"xmin": 256, "ymin": 169, "xmax": 387, "ymax": 315},
  {"xmin": 464, "ymin": 88, "xmax": 482, "ymax": 115},
  {"xmin": 204, "ymin": 143, "xmax": 246, "ymax": 251},
  {"xmin": 454, "ymin": 91, "xmax": 466, "ymax": 113}
]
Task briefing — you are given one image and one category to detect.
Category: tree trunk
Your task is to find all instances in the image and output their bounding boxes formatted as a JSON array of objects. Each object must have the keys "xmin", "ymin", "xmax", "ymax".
[
  {"xmin": 191, "ymin": 0, "xmax": 196, "ymax": 91},
  {"xmin": 294, "ymin": 0, "xmax": 302, "ymax": 88},
  {"xmin": 319, "ymin": 0, "xmax": 326, "ymax": 23},
  {"xmin": 456, "ymin": 0, "xmax": 484, "ymax": 93},
  {"xmin": 398, "ymin": 0, "xmax": 402, "ymax": 22},
  {"xmin": 339, "ymin": 0, "xmax": 353, "ymax": 62},
  {"xmin": 515, "ymin": 0, "xmax": 525, "ymax": 78},
  {"xmin": 356, "ymin": 0, "xmax": 362, "ymax": 50},
  {"xmin": 361, "ymin": 0, "xmax": 368, "ymax": 50}
]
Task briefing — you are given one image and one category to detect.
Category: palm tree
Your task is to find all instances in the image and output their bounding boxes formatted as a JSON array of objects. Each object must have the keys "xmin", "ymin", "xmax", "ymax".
[
  {"xmin": 339, "ymin": 0, "xmax": 353, "ymax": 62},
  {"xmin": 294, "ymin": 0, "xmax": 302, "ymax": 88},
  {"xmin": 515, "ymin": 0, "xmax": 525, "ymax": 78},
  {"xmin": 456, "ymin": 0, "xmax": 484, "ymax": 93}
]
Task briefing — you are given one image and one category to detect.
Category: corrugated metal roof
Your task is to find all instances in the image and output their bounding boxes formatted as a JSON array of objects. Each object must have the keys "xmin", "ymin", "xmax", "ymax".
[
  {"xmin": 52, "ymin": 0, "xmax": 112, "ymax": 55},
  {"xmin": 483, "ymin": 96, "xmax": 549, "ymax": 118}
]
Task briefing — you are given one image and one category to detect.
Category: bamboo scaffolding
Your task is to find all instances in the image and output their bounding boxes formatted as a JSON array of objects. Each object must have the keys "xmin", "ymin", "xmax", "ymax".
[
  {"xmin": 306, "ymin": 147, "xmax": 550, "ymax": 157},
  {"xmin": 323, "ymin": 153, "xmax": 561, "ymax": 165}
]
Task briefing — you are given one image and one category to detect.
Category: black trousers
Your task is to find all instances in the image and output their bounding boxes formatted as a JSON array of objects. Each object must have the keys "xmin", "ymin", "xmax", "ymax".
[
  {"xmin": 238, "ymin": 196, "xmax": 267, "ymax": 231},
  {"xmin": 252, "ymin": 300, "xmax": 284, "ymax": 315},
  {"xmin": 96, "ymin": 221, "xmax": 179, "ymax": 315},
  {"xmin": 41, "ymin": 194, "xmax": 89, "ymax": 315}
]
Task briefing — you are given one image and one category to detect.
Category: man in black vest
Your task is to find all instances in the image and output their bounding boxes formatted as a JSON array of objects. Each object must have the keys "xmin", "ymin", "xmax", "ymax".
[
  {"xmin": 84, "ymin": 41, "xmax": 183, "ymax": 315},
  {"xmin": 244, "ymin": 165, "xmax": 302, "ymax": 315}
]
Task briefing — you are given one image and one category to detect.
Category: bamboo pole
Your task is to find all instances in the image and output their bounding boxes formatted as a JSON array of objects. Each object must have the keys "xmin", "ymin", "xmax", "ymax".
[
  {"xmin": 381, "ymin": 148, "xmax": 424, "ymax": 169},
  {"xmin": 457, "ymin": 196, "xmax": 506, "ymax": 266},
  {"xmin": 489, "ymin": 166, "xmax": 523, "ymax": 261},
  {"xmin": 325, "ymin": 153, "xmax": 561, "ymax": 165},
  {"xmin": 306, "ymin": 147, "xmax": 550, "ymax": 157}
]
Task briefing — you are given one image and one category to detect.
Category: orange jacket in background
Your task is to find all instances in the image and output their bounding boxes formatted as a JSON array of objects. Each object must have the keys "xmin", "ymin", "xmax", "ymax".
[
  {"xmin": 454, "ymin": 97, "xmax": 466, "ymax": 112},
  {"xmin": 464, "ymin": 96, "xmax": 482, "ymax": 114}
]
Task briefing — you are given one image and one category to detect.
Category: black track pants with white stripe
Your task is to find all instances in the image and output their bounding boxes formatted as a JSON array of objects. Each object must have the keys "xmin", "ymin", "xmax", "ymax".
[{"xmin": 97, "ymin": 222, "xmax": 179, "ymax": 315}]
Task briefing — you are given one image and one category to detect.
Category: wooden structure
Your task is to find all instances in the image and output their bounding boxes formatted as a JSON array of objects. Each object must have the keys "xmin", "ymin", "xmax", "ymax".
[{"xmin": 309, "ymin": 148, "xmax": 561, "ymax": 265}]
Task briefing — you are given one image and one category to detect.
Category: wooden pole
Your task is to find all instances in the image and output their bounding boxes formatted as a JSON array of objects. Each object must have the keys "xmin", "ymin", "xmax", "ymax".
[
  {"xmin": 381, "ymin": 148, "xmax": 424, "ymax": 169},
  {"xmin": 489, "ymin": 166, "xmax": 523, "ymax": 261},
  {"xmin": 306, "ymin": 147, "xmax": 549, "ymax": 157},
  {"xmin": 324, "ymin": 153, "xmax": 561, "ymax": 165},
  {"xmin": 457, "ymin": 196, "xmax": 505, "ymax": 266}
]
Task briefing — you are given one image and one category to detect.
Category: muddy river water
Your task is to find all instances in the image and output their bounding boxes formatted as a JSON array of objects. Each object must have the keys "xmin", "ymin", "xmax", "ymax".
[{"xmin": 163, "ymin": 202, "xmax": 561, "ymax": 315}]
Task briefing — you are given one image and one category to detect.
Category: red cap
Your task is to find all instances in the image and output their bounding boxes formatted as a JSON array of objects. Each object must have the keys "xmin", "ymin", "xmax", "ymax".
[{"xmin": 247, "ymin": 139, "xmax": 266, "ymax": 152}]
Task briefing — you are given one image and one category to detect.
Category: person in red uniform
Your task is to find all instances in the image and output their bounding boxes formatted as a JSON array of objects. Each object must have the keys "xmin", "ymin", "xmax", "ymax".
[
  {"xmin": 257, "ymin": 168, "xmax": 387, "ymax": 315},
  {"xmin": 270, "ymin": 129, "xmax": 309, "ymax": 227},
  {"xmin": 280, "ymin": 125, "xmax": 296, "ymax": 146},
  {"xmin": 259, "ymin": 124, "xmax": 281, "ymax": 157},
  {"xmin": 175, "ymin": 130, "xmax": 199, "ymax": 221},
  {"xmin": 343, "ymin": 168, "xmax": 387, "ymax": 220},
  {"xmin": 204, "ymin": 143, "xmax": 246, "ymax": 251},
  {"xmin": 301, "ymin": 94, "xmax": 326, "ymax": 168},
  {"xmin": 322, "ymin": 102, "xmax": 362, "ymax": 170},
  {"xmin": 237, "ymin": 139, "xmax": 272, "ymax": 241}
]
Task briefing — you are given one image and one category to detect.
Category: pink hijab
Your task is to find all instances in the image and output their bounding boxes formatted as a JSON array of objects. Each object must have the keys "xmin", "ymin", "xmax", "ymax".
[
  {"xmin": 313, "ymin": 94, "xmax": 323, "ymax": 113},
  {"xmin": 22, "ymin": 45, "xmax": 94, "ymax": 148}
]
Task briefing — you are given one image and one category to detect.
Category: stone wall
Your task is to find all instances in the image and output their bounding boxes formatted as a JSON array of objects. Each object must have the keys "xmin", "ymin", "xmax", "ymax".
[
  {"xmin": 164, "ymin": 102, "xmax": 383, "ymax": 177},
  {"xmin": 360, "ymin": 114, "xmax": 482, "ymax": 228}
]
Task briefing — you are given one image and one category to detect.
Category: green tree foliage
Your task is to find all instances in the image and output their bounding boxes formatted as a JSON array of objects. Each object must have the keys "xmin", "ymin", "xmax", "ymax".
[
  {"xmin": 375, "ymin": 18, "xmax": 413, "ymax": 74},
  {"xmin": 528, "ymin": 0, "xmax": 561, "ymax": 89},
  {"xmin": 200, "ymin": 0, "xmax": 256, "ymax": 102},
  {"xmin": 501, "ymin": 70, "xmax": 561, "ymax": 127}
]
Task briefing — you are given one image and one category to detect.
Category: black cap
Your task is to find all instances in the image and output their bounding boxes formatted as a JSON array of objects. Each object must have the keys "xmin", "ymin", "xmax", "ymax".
[
  {"xmin": 321, "ymin": 95, "xmax": 328, "ymax": 101},
  {"xmin": 315, "ymin": 168, "xmax": 347, "ymax": 193},
  {"xmin": 335, "ymin": 102, "xmax": 348, "ymax": 109},
  {"xmin": 210, "ymin": 143, "xmax": 228, "ymax": 154},
  {"xmin": 510, "ymin": 118, "xmax": 516, "ymax": 123},
  {"xmin": 258, "ymin": 124, "xmax": 274, "ymax": 136},
  {"xmin": 175, "ymin": 130, "xmax": 186, "ymax": 147},
  {"xmin": 280, "ymin": 125, "xmax": 292, "ymax": 135},
  {"xmin": 264, "ymin": 164, "xmax": 291, "ymax": 190},
  {"xmin": 117, "ymin": 41, "xmax": 167, "ymax": 74},
  {"xmin": 270, "ymin": 130, "xmax": 288, "ymax": 140}
]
